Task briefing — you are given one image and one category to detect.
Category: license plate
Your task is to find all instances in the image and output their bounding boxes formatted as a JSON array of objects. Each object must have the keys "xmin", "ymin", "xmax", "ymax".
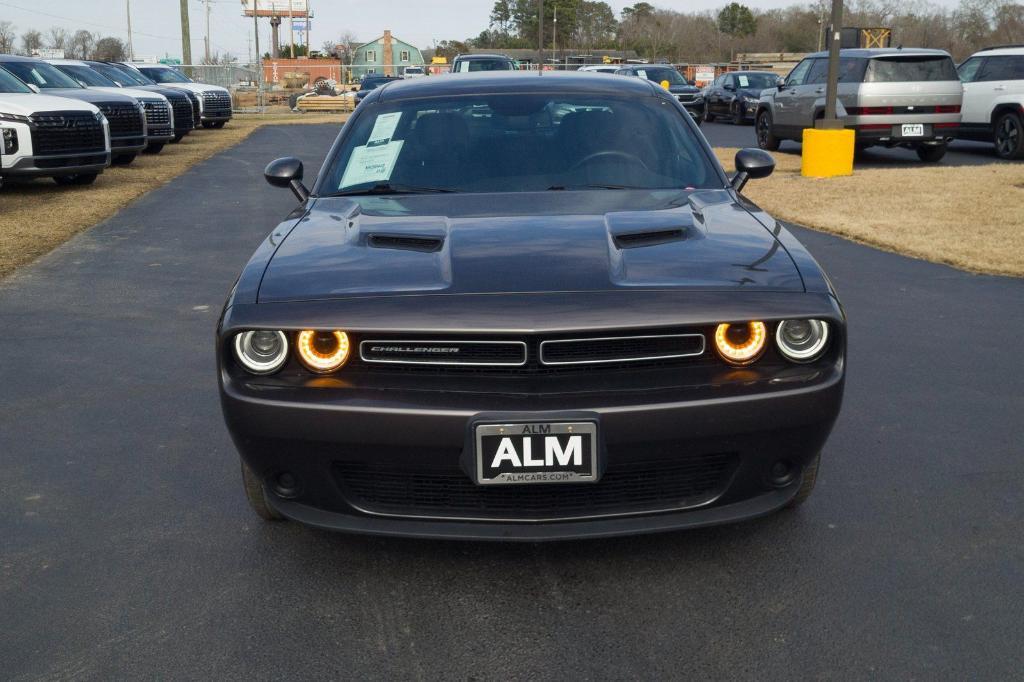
[
  {"xmin": 475, "ymin": 422, "xmax": 598, "ymax": 485},
  {"xmin": 901, "ymin": 124, "xmax": 925, "ymax": 137}
]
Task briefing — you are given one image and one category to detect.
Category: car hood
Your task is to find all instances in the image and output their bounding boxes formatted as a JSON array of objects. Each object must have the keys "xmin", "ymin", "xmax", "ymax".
[
  {"xmin": 88, "ymin": 86, "xmax": 166, "ymax": 102},
  {"xmin": 737, "ymin": 88, "xmax": 768, "ymax": 98},
  {"xmin": 669, "ymin": 84, "xmax": 701, "ymax": 95},
  {"xmin": 41, "ymin": 88, "xmax": 138, "ymax": 104},
  {"xmin": 0, "ymin": 92, "xmax": 100, "ymax": 115},
  {"xmin": 257, "ymin": 191, "xmax": 802, "ymax": 303},
  {"xmin": 161, "ymin": 83, "xmax": 228, "ymax": 96}
]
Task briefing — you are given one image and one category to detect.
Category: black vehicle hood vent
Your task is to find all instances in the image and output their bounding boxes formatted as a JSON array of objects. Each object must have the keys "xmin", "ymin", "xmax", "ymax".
[
  {"xmin": 612, "ymin": 227, "xmax": 686, "ymax": 249},
  {"xmin": 367, "ymin": 233, "xmax": 445, "ymax": 253}
]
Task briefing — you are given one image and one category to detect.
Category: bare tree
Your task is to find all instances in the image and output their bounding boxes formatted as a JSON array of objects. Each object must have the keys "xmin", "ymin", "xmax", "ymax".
[
  {"xmin": 68, "ymin": 30, "xmax": 95, "ymax": 59},
  {"xmin": 91, "ymin": 36, "xmax": 127, "ymax": 62},
  {"xmin": 0, "ymin": 21, "xmax": 16, "ymax": 54},
  {"xmin": 21, "ymin": 29, "xmax": 43, "ymax": 55},
  {"xmin": 201, "ymin": 51, "xmax": 237, "ymax": 65},
  {"xmin": 47, "ymin": 26, "xmax": 69, "ymax": 51}
]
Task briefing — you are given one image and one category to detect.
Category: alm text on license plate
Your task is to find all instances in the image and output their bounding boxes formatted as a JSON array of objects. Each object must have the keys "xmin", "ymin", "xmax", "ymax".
[
  {"xmin": 475, "ymin": 422, "xmax": 598, "ymax": 485},
  {"xmin": 901, "ymin": 124, "xmax": 925, "ymax": 137}
]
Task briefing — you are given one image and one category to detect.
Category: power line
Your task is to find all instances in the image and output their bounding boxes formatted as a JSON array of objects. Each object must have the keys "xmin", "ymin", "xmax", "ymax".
[{"xmin": 0, "ymin": 0, "xmax": 180, "ymax": 43}]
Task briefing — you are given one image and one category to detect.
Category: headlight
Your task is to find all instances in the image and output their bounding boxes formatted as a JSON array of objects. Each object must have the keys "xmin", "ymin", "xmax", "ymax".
[
  {"xmin": 776, "ymin": 319, "xmax": 830, "ymax": 363},
  {"xmin": 296, "ymin": 330, "xmax": 350, "ymax": 373},
  {"xmin": 234, "ymin": 330, "xmax": 289, "ymax": 374},
  {"xmin": 0, "ymin": 112, "xmax": 29, "ymax": 123},
  {"xmin": 714, "ymin": 322, "xmax": 767, "ymax": 365},
  {"xmin": 743, "ymin": 96, "xmax": 760, "ymax": 105},
  {"xmin": 2, "ymin": 127, "xmax": 18, "ymax": 154},
  {"xmin": 94, "ymin": 110, "xmax": 107, "ymax": 123}
]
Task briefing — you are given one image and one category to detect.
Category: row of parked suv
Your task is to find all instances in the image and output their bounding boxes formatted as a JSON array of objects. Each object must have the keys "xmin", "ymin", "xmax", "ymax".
[{"xmin": 0, "ymin": 56, "xmax": 233, "ymax": 187}]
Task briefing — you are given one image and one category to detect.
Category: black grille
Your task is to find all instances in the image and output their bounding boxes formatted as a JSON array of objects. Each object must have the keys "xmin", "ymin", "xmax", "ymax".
[
  {"xmin": 202, "ymin": 90, "xmax": 232, "ymax": 116},
  {"xmin": 678, "ymin": 94, "xmax": 699, "ymax": 104},
  {"xmin": 360, "ymin": 340, "xmax": 526, "ymax": 366},
  {"xmin": 167, "ymin": 94, "xmax": 194, "ymax": 130},
  {"xmin": 335, "ymin": 453, "xmax": 738, "ymax": 520},
  {"xmin": 143, "ymin": 100, "xmax": 172, "ymax": 136},
  {"xmin": 186, "ymin": 91, "xmax": 201, "ymax": 122},
  {"xmin": 28, "ymin": 112, "xmax": 106, "ymax": 155},
  {"xmin": 540, "ymin": 334, "xmax": 704, "ymax": 366},
  {"xmin": 97, "ymin": 101, "xmax": 144, "ymax": 137},
  {"xmin": 35, "ymin": 153, "xmax": 107, "ymax": 169}
]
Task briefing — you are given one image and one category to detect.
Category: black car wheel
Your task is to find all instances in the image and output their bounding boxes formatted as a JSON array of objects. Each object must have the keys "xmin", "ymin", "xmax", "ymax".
[
  {"xmin": 172, "ymin": 133, "xmax": 186, "ymax": 143},
  {"xmin": 201, "ymin": 121, "xmax": 215, "ymax": 129},
  {"xmin": 241, "ymin": 459, "xmax": 285, "ymax": 521},
  {"xmin": 705, "ymin": 109, "xmax": 716, "ymax": 123},
  {"xmin": 731, "ymin": 102, "xmax": 744, "ymax": 125},
  {"xmin": 994, "ymin": 111, "xmax": 1024, "ymax": 160},
  {"xmin": 786, "ymin": 455, "xmax": 820, "ymax": 508},
  {"xmin": 916, "ymin": 144, "xmax": 947, "ymax": 163},
  {"xmin": 756, "ymin": 110, "xmax": 780, "ymax": 151},
  {"xmin": 143, "ymin": 143, "xmax": 164, "ymax": 155},
  {"xmin": 212, "ymin": 121, "xmax": 227, "ymax": 129},
  {"xmin": 53, "ymin": 173, "xmax": 98, "ymax": 187},
  {"xmin": 112, "ymin": 153, "xmax": 136, "ymax": 165}
]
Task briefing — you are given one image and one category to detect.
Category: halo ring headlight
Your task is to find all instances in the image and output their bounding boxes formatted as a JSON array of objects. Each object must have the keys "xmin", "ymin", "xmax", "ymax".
[
  {"xmin": 234, "ymin": 330, "xmax": 289, "ymax": 375},
  {"xmin": 776, "ymin": 319, "xmax": 830, "ymax": 363},
  {"xmin": 296, "ymin": 330, "xmax": 350, "ymax": 373},
  {"xmin": 714, "ymin": 322, "xmax": 767, "ymax": 365}
]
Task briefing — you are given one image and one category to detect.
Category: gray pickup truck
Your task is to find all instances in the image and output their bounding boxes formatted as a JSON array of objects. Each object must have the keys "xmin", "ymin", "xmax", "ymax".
[{"xmin": 755, "ymin": 48, "xmax": 963, "ymax": 162}]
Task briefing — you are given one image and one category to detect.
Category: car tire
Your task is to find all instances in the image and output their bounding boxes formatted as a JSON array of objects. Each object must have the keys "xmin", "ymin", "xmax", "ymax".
[
  {"xmin": 731, "ymin": 102, "xmax": 744, "ymax": 125},
  {"xmin": 53, "ymin": 173, "xmax": 98, "ymax": 186},
  {"xmin": 915, "ymin": 144, "xmax": 947, "ymax": 163},
  {"xmin": 112, "ymin": 153, "xmax": 136, "ymax": 165},
  {"xmin": 786, "ymin": 455, "xmax": 820, "ymax": 508},
  {"xmin": 143, "ymin": 143, "xmax": 164, "ymax": 155},
  {"xmin": 993, "ymin": 110, "xmax": 1024, "ymax": 160},
  {"xmin": 212, "ymin": 121, "xmax": 227, "ymax": 129},
  {"xmin": 201, "ymin": 121, "xmax": 215, "ymax": 129},
  {"xmin": 756, "ymin": 110, "xmax": 780, "ymax": 151},
  {"xmin": 705, "ymin": 110, "xmax": 716, "ymax": 123},
  {"xmin": 172, "ymin": 133, "xmax": 186, "ymax": 143},
  {"xmin": 240, "ymin": 458, "xmax": 285, "ymax": 521}
]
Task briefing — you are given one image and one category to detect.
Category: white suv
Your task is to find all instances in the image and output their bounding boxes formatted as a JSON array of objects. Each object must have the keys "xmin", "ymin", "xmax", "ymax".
[{"xmin": 957, "ymin": 45, "xmax": 1024, "ymax": 159}]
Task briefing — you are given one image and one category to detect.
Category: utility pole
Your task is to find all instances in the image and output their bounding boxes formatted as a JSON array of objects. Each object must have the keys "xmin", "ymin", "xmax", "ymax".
[
  {"xmin": 305, "ymin": 0, "xmax": 310, "ymax": 58},
  {"xmin": 289, "ymin": 0, "xmax": 295, "ymax": 59},
  {"xmin": 253, "ymin": 0, "xmax": 262, "ymax": 109},
  {"xmin": 552, "ymin": 5, "xmax": 557, "ymax": 58},
  {"xmin": 538, "ymin": 0, "xmax": 544, "ymax": 70},
  {"xmin": 179, "ymin": 0, "xmax": 191, "ymax": 73},
  {"xmin": 126, "ymin": 0, "xmax": 134, "ymax": 60},
  {"xmin": 204, "ymin": 0, "xmax": 211, "ymax": 64},
  {"xmin": 820, "ymin": 0, "xmax": 843, "ymax": 125}
]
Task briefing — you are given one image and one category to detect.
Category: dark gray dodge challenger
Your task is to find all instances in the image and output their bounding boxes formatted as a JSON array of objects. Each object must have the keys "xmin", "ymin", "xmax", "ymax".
[{"xmin": 218, "ymin": 72, "xmax": 845, "ymax": 541}]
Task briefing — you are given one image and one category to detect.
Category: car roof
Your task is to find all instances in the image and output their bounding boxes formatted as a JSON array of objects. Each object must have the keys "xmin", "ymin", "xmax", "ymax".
[
  {"xmin": 45, "ymin": 59, "xmax": 88, "ymax": 66},
  {"xmin": 974, "ymin": 45, "xmax": 1024, "ymax": 56},
  {"xmin": 375, "ymin": 71, "xmax": 657, "ymax": 102},
  {"xmin": 805, "ymin": 47, "xmax": 952, "ymax": 59},
  {"xmin": 455, "ymin": 54, "xmax": 513, "ymax": 60},
  {"xmin": 728, "ymin": 70, "xmax": 778, "ymax": 76},
  {"xmin": 0, "ymin": 54, "xmax": 41, "ymax": 63},
  {"xmin": 616, "ymin": 64, "xmax": 672, "ymax": 70}
]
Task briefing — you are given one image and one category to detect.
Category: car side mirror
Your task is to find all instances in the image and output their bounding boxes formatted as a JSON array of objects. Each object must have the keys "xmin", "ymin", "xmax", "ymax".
[
  {"xmin": 26, "ymin": 83, "xmax": 40, "ymax": 94},
  {"xmin": 731, "ymin": 148, "xmax": 775, "ymax": 192},
  {"xmin": 777, "ymin": 79, "xmax": 787, "ymax": 90},
  {"xmin": 688, "ymin": 79, "xmax": 696, "ymax": 86},
  {"xmin": 265, "ymin": 157, "xmax": 309, "ymax": 202}
]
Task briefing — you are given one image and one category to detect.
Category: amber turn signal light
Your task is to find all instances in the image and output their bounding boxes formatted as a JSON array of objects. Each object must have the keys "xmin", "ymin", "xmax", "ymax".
[
  {"xmin": 296, "ymin": 330, "xmax": 350, "ymax": 373},
  {"xmin": 714, "ymin": 322, "xmax": 767, "ymax": 365}
]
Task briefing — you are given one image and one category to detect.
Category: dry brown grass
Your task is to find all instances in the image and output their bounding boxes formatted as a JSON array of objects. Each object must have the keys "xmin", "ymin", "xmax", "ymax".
[
  {"xmin": 716, "ymin": 147, "xmax": 1024, "ymax": 277},
  {"xmin": 0, "ymin": 112, "xmax": 347, "ymax": 279}
]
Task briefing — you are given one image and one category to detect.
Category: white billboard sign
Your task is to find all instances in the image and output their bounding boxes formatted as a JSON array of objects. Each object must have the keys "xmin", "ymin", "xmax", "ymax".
[{"xmin": 241, "ymin": 0, "xmax": 309, "ymax": 17}]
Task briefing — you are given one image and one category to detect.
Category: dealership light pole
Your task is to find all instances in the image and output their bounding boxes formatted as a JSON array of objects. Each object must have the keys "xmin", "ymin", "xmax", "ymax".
[
  {"xmin": 538, "ymin": 0, "xmax": 544, "ymax": 70},
  {"xmin": 126, "ymin": 0, "xmax": 134, "ymax": 61},
  {"xmin": 179, "ymin": 0, "xmax": 192, "ymax": 73}
]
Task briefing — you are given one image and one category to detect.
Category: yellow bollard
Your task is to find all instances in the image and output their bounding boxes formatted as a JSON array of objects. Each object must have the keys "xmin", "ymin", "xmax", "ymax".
[{"xmin": 801, "ymin": 128, "xmax": 855, "ymax": 178}]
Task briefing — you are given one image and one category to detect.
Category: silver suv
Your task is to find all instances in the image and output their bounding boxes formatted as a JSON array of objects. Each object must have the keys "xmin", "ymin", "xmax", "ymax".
[
  {"xmin": 756, "ymin": 48, "xmax": 962, "ymax": 162},
  {"xmin": 956, "ymin": 45, "xmax": 1024, "ymax": 159}
]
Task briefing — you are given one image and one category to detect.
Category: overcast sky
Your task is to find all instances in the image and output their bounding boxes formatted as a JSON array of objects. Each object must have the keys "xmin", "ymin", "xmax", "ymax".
[{"xmin": 1, "ymin": 0, "xmax": 961, "ymax": 62}]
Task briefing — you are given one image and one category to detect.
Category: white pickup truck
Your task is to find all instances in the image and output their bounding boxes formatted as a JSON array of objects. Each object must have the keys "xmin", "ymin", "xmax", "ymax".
[{"xmin": 0, "ymin": 67, "xmax": 110, "ymax": 187}]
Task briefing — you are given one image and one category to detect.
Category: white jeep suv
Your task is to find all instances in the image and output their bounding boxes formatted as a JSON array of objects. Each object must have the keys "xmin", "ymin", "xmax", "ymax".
[{"xmin": 956, "ymin": 45, "xmax": 1024, "ymax": 159}]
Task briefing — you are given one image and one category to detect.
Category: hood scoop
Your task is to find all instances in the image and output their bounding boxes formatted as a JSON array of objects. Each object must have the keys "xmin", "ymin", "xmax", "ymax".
[
  {"xmin": 612, "ymin": 227, "xmax": 686, "ymax": 249},
  {"xmin": 367, "ymin": 233, "xmax": 445, "ymax": 253}
]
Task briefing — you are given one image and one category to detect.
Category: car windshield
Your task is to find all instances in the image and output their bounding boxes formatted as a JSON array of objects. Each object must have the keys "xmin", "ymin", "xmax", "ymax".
[
  {"xmin": 2, "ymin": 60, "xmax": 82, "ymax": 89},
  {"xmin": 93, "ymin": 63, "xmax": 151, "ymax": 86},
  {"xmin": 321, "ymin": 93, "xmax": 718, "ymax": 195},
  {"xmin": 864, "ymin": 56, "xmax": 958, "ymax": 82},
  {"xmin": 637, "ymin": 67, "xmax": 686, "ymax": 85},
  {"xmin": 138, "ymin": 67, "xmax": 192, "ymax": 84},
  {"xmin": 55, "ymin": 64, "xmax": 118, "ymax": 87},
  {"xmin": 735, "ymin": 73, "xmax": 779, "ymax": 89},
  {"xmin": 457, "ymin": 59, "xmax": 514, "ymax": 72},
  {"xmin": 0, "ymin": 66, "xmax": 32, "ymax": 93}
]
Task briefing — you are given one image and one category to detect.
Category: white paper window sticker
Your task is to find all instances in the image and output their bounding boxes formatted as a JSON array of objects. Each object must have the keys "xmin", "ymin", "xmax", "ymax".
[
  {"xmin": 367, "ymin": 111, "xmax": 402, "ymax": 147},
  {"xmin": 339, "ymin": 140, "xmax": 405, "ymax": 189},
  {"xmin": 637, "ymin": 69, "xmax": 647, "ymax": 80},
  {"xmin": 738, "ymin": 75, "xmax": 750, "ymax": 87}
]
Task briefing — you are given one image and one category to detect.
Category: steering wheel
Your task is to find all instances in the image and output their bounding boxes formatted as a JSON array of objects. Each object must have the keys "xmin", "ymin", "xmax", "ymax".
[{"xmin": 569, "ymin": 150, "xmax": 649, "ymax": 172}]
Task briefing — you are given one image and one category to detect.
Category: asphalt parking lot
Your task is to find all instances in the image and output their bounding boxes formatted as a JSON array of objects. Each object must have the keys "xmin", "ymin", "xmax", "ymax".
[{"xmin": 2, "ymin": 124, "xmax": 1022, "ymax": 679}]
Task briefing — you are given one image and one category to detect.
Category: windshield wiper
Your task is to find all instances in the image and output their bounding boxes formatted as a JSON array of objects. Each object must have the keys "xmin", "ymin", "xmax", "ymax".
[
  {"xmin": 546, "ymin": 184, "xmax": 646, "ymax": 191},
  {"xmin": 329, "ymin": 183, "xmax": 457, "ymax": 197}
]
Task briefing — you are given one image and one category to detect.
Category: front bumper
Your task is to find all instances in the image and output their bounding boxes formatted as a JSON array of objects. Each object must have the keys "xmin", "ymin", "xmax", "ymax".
[
  {"xmin": 111, "ymin": 136, "xmax": 147, "ymax": 154},
  {"xmin": 1, "ymin": 151, "xmax": 110, "ymax": 177},
  {"xmin": 221, "ymin": 356, "xmax": 844, "ymax": 540}
]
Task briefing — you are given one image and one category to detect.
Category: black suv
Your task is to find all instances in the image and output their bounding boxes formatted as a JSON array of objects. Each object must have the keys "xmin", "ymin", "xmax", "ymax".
[
  {"xmin": 704, "ymin": 71, "xmax": 780, "ymax": 125},
  {"xmin": 355, "ymin": 74, "xmax": 402, "ymax": 104},
  {"xmin": 451, "ymin": 54, "xmax": 517, "ymax": 73},
  {"xmin": 614, "ymin": 64, "xmax": 704, "ymax": 124}
]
